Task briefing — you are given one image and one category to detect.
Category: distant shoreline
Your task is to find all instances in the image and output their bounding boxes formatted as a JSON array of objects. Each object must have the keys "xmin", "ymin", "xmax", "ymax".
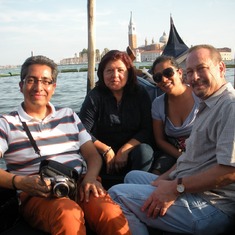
[
  {"xmin": 225, "ymin": 64, "xmax": 235, "ymax": 68},
  {"xmin": 1, "ymin": 64, "xmax": 234, "ymax": 78}
]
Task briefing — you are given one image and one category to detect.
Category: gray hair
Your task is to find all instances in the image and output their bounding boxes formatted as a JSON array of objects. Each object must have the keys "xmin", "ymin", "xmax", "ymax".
[
  {"xmin": 187, "ymin": 44, "xmax": 222, "ymax": 65},
  {"xmin": 20, "ymin": 55, "xmax": 58, "ymax": 82}
]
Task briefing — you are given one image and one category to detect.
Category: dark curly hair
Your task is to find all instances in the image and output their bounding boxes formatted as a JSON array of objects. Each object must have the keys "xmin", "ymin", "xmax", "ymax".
[
  {"xmin": 96, "ymin": 50, "xmax": 137, "ymax": 92},
  {"xmin": 187, "ymin": 44, "xmax": 222, "ymax": 65}
]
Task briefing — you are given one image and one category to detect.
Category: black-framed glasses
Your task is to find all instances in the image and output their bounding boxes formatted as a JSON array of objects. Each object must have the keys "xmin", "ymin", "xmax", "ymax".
[
  {"xmin": 153, "ymin": 67, "xmax": 177, "ymax": 83},
  {"xmin": 25, "ymin": 78, "xmax": 54, "ymax": 86}
]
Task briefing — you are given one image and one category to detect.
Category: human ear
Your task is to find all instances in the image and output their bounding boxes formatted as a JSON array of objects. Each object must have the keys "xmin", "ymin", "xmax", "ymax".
[
  {"xmin": 219, "ymin": 61, "xmax": 226, "ymax": 77},
  {"xmin": 19, "ymin": 81, "xmax": 23, "ymax": 93}
]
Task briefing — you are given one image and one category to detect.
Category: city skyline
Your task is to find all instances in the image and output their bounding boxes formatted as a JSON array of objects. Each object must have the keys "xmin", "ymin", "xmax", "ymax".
[{"xmin": 0, "ymin": 0, "xmax": 235, "ymax": 66}]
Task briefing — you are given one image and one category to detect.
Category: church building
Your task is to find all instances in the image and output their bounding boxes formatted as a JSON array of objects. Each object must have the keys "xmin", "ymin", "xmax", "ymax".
[{"xmin": 128, "ymin": 12, "xmax": 168, "ymax": 62}]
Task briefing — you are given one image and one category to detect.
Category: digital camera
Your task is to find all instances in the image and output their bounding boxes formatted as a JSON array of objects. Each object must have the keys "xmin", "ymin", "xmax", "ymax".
[
  {"xmin": 44, "ymin": 175, "xmax": 73, "ymax": 198},
  {"xmin": 39, "ymin": 159, "xmax": 79, "ymax": 200}
]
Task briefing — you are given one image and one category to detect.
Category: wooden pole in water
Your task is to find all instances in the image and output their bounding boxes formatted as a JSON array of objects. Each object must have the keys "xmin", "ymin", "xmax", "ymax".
[{"xmin": 87, "ymin": 0, "xmax": 96, "ymax": 93}]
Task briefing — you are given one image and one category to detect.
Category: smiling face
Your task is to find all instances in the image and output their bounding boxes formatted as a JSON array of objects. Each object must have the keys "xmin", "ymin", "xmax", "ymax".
[
  {"xmin": 103, "ymin": 59, "xmax": 128, "ymax": 93},
  {"xmin": 19, "ymin": 64, "xmax": 56, "ymax": 112},
  {"xmin": 153, "ymin": 60, "xmax": 183, "ymax": 94},
  {"xmin": 186, "ymin": 48, "xmax": 226, "ymax": 100}
]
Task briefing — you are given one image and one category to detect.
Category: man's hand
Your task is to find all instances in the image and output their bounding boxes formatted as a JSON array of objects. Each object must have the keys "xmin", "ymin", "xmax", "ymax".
[
  {"xmin": 141, "ymin": 179, "xmax": 178, "ymax": 218},
  {"xmin": 15, "ymin": 175, "xmax": 51, "ymax": 197},
  {"xmin": 79, "ymin": 176, "xmax": 105, "ymax": 202}
]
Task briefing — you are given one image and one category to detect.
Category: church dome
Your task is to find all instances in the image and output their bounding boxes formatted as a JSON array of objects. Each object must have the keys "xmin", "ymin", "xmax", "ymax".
[{"xmin": 159, "ymin": 31, "xmax": 168, "ymax": 44}]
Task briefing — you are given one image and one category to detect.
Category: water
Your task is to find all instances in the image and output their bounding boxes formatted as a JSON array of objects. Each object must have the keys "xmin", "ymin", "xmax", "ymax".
[
  {"xmin": 0, "ymin": 65, "xmax": 234, "ymax": 114},
  {"xmin": 0, "ymin": 65, "xmax": 94, "ymax": 114},
  {"xmin": 0, "ymin": 64, "xmax": 233, "ymax": 172}
]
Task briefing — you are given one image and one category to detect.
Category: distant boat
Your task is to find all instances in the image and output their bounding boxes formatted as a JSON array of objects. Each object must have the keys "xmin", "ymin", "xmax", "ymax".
[
  {"xmin": 131, "ymin": 15, "xmax": 189, "ymax": 101},
  {"xmin": 162, "ymin": 16, "xmax": 189, "ymax": 60}
]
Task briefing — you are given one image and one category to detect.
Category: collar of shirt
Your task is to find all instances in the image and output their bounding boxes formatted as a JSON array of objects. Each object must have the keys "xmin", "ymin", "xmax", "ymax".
[
  {"xmin": 17, "ymin": 102, "xmax": 56, "ymax": 122},
  {"xmin": 204, "ymin": 83, "xmax": 232, "ymax": 109}
]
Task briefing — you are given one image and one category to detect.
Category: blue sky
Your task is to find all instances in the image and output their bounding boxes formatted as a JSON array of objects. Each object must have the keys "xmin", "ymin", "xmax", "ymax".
[{"xmin": 0, "ymin": 0, "xmax": 235, "ymax": 66}]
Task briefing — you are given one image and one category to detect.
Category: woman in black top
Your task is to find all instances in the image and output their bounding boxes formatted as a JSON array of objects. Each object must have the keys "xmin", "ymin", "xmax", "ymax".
[{"xmin": 79, "ymin": 50, "xmax": 154, "ymax": 182}]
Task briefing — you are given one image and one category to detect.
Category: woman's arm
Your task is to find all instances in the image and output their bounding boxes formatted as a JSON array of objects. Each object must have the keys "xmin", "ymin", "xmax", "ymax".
[
  {"xmin": 79, "ymin": 94, "xmax": 97, "ymax": 134},
  {"xmin": 132, "ymin": 87, "xmax": 153, "ymax": 144},
  {"xmin": 79, "ymin": 92, "xmax": 115, "ymax": 174},
  {"xmin": 153, "ymin": 119, "xmax": 181, "ymax": 158}
]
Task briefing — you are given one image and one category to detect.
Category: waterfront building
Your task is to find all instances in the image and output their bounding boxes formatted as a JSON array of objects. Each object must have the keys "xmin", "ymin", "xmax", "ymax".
[
  {"xmin": 128, "ymin": 12, "xmax": 168, "ymax": 62},
  {"xmin": 60, "ymin": 53, "xmax": 80, "ymax": 65},
  {"xmin": 128, "ymin": 11, "xmax": 137, "ymax": 50},
  {"xmin": 59, "ymin": 14, "xmax": 232, "ymax": 65},
  {"xmin": 140, "ymin": 50, "xmax": 161, "ymax": 62},
  {"xmin": 217, "ymin": 48, "xmax": 232, "ymax": 61}
]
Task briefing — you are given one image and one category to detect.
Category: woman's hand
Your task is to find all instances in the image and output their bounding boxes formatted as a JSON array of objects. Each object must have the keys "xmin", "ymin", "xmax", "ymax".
[
  {"xmin": 104, "ymin": 148, "xmax": 115, "ymax": 174},
  {"xmin": 114, "ymin": 149, "xmax": 129, "ymax": 172}
]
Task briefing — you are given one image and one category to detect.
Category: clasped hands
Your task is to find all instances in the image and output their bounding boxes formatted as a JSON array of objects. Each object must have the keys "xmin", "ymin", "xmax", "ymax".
[{"xmin": 104, "ymin": 148, "xmax": 128, "ymax": 174}]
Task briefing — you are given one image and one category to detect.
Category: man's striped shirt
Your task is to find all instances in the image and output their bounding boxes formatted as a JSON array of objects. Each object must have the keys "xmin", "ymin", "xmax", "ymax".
[{"xmin": 0, "ymin": 103, "xmax": 91, "ymax": 176}]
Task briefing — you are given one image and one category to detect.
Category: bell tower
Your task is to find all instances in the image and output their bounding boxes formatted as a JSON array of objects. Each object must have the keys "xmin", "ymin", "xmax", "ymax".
[{"xmin": 128, "ymin": 11, "xmax": 137, "ymax": 50}]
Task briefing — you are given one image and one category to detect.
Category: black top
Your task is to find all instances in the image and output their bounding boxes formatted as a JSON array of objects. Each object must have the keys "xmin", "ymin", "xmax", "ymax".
[{"xmin": 79, "ymin": 84, "xmax": 153, "ymax": 152}]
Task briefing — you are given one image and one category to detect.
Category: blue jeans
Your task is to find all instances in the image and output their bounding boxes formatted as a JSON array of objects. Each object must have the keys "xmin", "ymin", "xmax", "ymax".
[
  {"xmin": 129, "ymin": 143, "xmax": 154, "ymax": 171},
  {"xmin": 108, "ymin": 170, "xmax": 234, "ymax": 235}
]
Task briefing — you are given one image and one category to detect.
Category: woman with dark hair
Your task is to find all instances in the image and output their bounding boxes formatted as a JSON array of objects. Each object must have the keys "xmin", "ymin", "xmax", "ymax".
[
  {"xmin": 151, "ymin": 55, "xmax": 200, "ymax": 174},
  {"xmin": 79, "ymin": 50, "xmax": 154, "ymax": 185}
]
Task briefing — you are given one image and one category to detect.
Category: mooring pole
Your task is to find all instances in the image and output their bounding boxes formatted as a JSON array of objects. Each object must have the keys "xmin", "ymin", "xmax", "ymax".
[{"xmin": 87, "ymin": 0, "xmax": 96, "ymax": 93}]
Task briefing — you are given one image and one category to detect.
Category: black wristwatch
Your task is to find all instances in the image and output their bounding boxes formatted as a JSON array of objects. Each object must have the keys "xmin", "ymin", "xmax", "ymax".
[{"xmin": 176, "ymin": 178, "xmax": 185, "ymax": 194}]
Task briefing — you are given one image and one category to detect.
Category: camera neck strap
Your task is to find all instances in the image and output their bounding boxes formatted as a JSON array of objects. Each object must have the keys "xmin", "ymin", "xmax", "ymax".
[{"xmin": 20, "ymin": 120, "xmax": 41, "ymax": 157}]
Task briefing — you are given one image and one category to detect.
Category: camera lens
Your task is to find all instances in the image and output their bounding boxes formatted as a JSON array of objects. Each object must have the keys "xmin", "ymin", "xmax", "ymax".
[{"xmin": 53, "ymin": 183, "xmax": 69, "ymax": 197}]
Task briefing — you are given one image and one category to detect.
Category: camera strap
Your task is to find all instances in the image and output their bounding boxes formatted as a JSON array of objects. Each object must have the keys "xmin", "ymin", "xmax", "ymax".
[
  {"xmin": 21, "ymin": 121, "xmax": 41, "ymax": 157},
  {"xmin": 18, "ymin": 114, "xmax": 80, "ymax": 201},
  {"xmin": 17, "ymin": 112, "xmax": 41, "ymax": 156}
]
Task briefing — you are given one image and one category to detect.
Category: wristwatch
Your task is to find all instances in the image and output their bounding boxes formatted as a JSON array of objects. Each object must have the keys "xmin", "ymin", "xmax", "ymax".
[{"xmin": 176, "ymin": 178, "xmax": 185, "ymax": 194}]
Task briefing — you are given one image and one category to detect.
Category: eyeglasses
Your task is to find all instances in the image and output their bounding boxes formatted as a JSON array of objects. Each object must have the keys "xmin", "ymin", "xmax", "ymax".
[
  {"xmin": 25, "ymin": 78, "xmax": 54, "ymax": 86},
  {"xmin": 153, "ymin": 67, "xmax": 177, "ymax": 83}
]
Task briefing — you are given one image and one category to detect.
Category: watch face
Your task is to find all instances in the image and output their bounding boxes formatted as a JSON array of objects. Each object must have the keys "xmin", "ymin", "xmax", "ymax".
[{"xmin": 177, "ymin": 184, "xmax": 185, "ymax": 193}]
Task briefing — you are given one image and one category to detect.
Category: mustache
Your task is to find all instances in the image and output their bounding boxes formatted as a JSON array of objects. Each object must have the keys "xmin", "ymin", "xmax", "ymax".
[{"xmin": 191, "ymin": 80, "xmax": 206, "ymax": 87}]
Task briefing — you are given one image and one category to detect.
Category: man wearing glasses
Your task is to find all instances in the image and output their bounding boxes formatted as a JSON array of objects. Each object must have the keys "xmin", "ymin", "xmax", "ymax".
[
  {"xmin": 0, "ymin": 55, "xmax": 130, "ymax": 235},
  {"xmin": 109, "ymin": 45, "xmax": 235, "ymax": 235}
]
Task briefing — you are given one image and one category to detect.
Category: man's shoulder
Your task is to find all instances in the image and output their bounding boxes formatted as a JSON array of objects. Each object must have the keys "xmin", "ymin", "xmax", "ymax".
[
  {"xmin": 0, "ymin": 111, "xmax": 18, "ymax": 121},
  {"xmin": 219, "ymin": 84, "xmax": 235, "ymax": 106},
  {"xmin": 206, "ymin": 83, "xmax": 235, "ymax": 108},
  {"xmin": 54, "ymin": 106, "xmax": 74, "ymax": 115},
  {"xmin": 226, "ymin": 83, "xmax": 235, "ymax": 100}
]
